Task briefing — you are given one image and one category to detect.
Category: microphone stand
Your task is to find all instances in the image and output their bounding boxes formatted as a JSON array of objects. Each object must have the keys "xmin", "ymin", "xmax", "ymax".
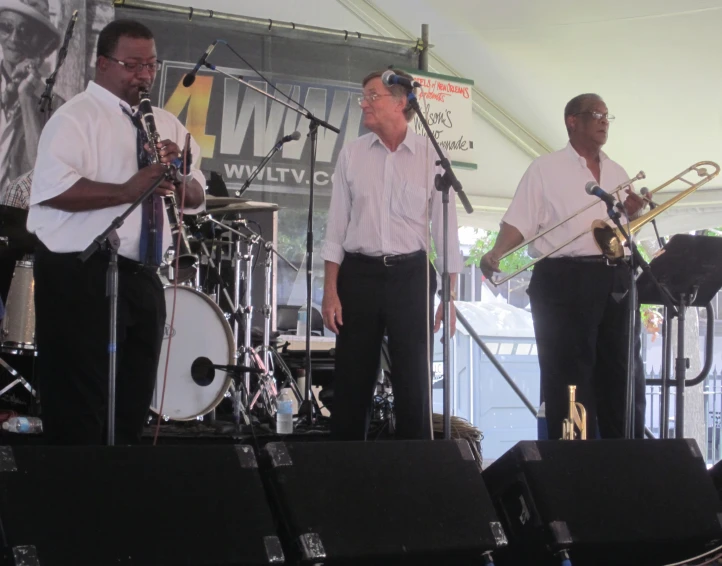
[
  {"xmin": 79, "ymin": 174, "xmax": 167, "ymax": 446},
  {"xmin": 39, "ymin": 10, "xmax": 78, "ymax": 118},
  {"xmin": 236, "ymin": 136, "xmax": 286, "ymax": 199},
  {"xmin": 201, "ymin": 60, "xmax": 339, "ymax": 426},
  {"xmin": 405, "ymin": 91, "xmax": 473, "ymax": 440},
  {"xmin": 604, "ymin": 204, "xmax": 677, "ymax": 439}
]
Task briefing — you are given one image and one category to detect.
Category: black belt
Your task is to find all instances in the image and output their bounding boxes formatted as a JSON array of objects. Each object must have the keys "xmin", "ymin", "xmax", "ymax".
[
  {"xmin": 541, "ymin": 255, "xmax": 630, "ymax": 265},
  {"xmin": 36, "ymin": 241, "xmax": 159, "ymax": 275},
  {"xmin": 345, "ymin": 250, "xmax": 426, "ymax": 267},
  {"xmin": 113, "ymin": 254, "xmax": 160, "ymax": 275}
]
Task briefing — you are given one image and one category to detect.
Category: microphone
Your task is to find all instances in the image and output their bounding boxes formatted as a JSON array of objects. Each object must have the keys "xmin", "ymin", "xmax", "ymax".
[
  {"xmin": 61, "ymin": 10, "xmax": 79, "ymax": 51},
  {"xmin": 183, "ymin": 40, "xmax": 219, "ymax": 87},
  {"xmin": 39, "ymin": 10, "xmax": 78, "ymax": 112},
  {"xmin": 275, "ymin": 130, "xmax": 301, "ymax": 148},
  {"xmin": 585, "ymin": 181, "xmax": 618, "ymax": 209},
  {"xmin": 639, "ymin": 187, "xmax": 658, "ymax": 209},
  {"xmin": 190, "ymin": 356, "xmax": 263, "ymax": 387},
  {"xmin": 381, "ymin": 70, "xmax": 421, "ymax": 89}
]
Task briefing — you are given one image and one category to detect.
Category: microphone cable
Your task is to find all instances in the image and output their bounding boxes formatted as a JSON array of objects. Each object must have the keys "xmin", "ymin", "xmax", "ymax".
[{"xmin": 153, "ymin": 133, "xmax": 191, "ymax": 446}]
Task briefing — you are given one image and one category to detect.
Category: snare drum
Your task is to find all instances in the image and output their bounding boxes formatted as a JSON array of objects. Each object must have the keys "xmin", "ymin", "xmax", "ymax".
[
  {"xmin": 151, "ymin": 286, "xmax": 235, "ymax": 420},
  {"xmin": 1, "ymin": 259, "xmax": 35, "ymax": 354}
]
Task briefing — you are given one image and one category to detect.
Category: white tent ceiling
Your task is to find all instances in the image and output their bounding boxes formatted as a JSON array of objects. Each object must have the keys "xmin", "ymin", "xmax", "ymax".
[{"xmin": 152, "ymin": 0, "xmax": 722, "ymax": 233}]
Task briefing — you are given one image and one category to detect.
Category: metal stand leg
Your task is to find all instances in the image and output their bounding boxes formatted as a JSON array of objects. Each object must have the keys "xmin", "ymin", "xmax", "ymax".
[
  {"xmin": 241, "ymin": 238, "xmax": 254, "ymax": 408},
  {"xmin": 0, "ymin": 357, "xmax": 36, "ymax": 398}
]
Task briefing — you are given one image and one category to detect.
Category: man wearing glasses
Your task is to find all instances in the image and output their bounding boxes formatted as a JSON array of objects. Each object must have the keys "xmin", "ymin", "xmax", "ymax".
[
  {"xmin": 321, "ymin": 69, "xmax": 463, "ymax": 441},
  {"xmin": 27, "ymin": 19, "xmax": 205, "ymax": 444},
  {"xmin": 480, "ymin": 93, "xmax": 646, "ymax": 440}
]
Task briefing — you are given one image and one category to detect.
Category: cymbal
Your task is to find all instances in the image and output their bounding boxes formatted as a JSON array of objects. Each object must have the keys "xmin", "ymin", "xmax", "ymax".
[
  {"xmin": 206, "ymin": 196, "xmax": 249, "ymax": 209},
  {"xmin": 206, "ymin": 201, "xmax": 279, "ymax": 215}
]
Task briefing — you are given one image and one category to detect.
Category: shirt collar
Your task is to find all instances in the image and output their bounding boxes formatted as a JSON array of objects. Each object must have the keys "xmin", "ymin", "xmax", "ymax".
[
  {"xmin": 368, "ymin": 126, "xmax": 416, "ymax": 154},
  {"xmin": 86, "ymin": 80, "xmax": 133, "ymax": 115},
  {"xmin": 565, "ymin": 141, "xmax": 609, "ymax": 168}
]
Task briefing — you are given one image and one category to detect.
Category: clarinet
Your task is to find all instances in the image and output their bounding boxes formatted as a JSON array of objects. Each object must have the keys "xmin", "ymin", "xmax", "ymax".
[{"xmin": 137, "ymin": 91, "xmax": 197, "ymax": 281}]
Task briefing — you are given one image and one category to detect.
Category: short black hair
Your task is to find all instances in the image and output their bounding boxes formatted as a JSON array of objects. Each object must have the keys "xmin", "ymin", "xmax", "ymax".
[
  {"xmin": 362, "ymin": 68, "xmax": 415, "ymax": 122},
  {"xmin": 96, "ymin": 19, "xmax": 154, "ymax": 59}
]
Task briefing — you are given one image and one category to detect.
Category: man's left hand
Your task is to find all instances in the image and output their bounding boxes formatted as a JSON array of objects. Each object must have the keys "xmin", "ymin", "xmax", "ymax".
[
  {"xmin": 144, "ymin": 139, "xmax": 185, "ymax": 167},
  {"xmin": 623, "ymin": 188, "xmax": 646, "ymax": 217},
  {"xmin": 434, "ymin": 300, "xmax": 456, "ymax": 338}
]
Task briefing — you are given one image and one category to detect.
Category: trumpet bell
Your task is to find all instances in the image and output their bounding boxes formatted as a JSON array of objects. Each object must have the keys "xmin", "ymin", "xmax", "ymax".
[{"xmin": 591, "ymin": 220, "xmax": 624, "ymax": 260}]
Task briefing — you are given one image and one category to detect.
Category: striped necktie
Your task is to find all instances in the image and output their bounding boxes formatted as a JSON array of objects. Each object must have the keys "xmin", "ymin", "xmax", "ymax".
[{"xmin": 124, "ymin": 106, "xmax": 164, "ymax": 266}]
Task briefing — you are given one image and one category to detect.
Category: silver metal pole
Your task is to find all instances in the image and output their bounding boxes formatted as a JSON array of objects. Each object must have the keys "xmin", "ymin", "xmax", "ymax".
[{"xmin": 242, "ymin": 240, "xmax": 255, "ymax": 406}]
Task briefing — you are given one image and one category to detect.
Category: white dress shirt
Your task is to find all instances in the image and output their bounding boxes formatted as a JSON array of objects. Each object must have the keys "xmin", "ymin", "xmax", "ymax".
[
  {"xmin": 321, "ymin": 127, "xmax": 463, "ymax": 273},
  {"xmin": 27, "ymin": 80, "xmax": 205, "ymax": 261},
  {"xmin": 503, "ymin": 142, "xmax": 633, "ymax": 258}
]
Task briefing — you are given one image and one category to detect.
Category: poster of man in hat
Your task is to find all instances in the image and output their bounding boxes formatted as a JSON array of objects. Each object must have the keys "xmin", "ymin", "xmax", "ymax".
[{"xmin": 0, "ymin": 0, "xmax": 112, "ymax": 203}]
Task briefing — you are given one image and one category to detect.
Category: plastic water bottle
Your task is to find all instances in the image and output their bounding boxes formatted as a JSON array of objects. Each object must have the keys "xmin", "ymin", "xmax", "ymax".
[
  {"xmin": 2, "ymin": 416, "xmax": 43, "ymax": 434},
  {"xmin": 276, "ymin": 389, "xmax": 294, "ymax": 435},
  {"xmin": 296, "ymin": 304, "xmax": 308, "ymax": 337}
]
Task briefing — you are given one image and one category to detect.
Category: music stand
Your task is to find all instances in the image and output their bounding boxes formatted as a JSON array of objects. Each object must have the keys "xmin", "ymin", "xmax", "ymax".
[{"xmin": 637, "ymin": 234, "xmax": 722, "ymax": 439}]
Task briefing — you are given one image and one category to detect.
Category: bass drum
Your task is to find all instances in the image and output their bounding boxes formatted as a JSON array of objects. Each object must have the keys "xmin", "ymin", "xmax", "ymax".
[{"xmin": 151, "ymin": 286, "xmax": 234, "ymax": 420}]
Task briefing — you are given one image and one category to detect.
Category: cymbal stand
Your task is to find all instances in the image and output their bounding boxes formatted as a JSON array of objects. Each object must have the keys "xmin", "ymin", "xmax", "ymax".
[
  {"xmin": 197, "ymin": 236, "xmax": 251, "ymax": 427},
  {"xmin": 258, "ymin": 240, "xmax": 304, "ymax": 407},
  {"xmin": 202, "ymin": 216, "xmax": 309, "ymax": 421},
  {"xmin": 201, "ymin": 217, "xmax": 261, "ymax": 421}
]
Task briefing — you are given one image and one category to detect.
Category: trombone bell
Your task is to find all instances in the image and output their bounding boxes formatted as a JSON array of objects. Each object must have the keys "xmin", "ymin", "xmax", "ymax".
[{"xmin": 591, "ymin": 220, "xmax": 624, "ymax": 260}]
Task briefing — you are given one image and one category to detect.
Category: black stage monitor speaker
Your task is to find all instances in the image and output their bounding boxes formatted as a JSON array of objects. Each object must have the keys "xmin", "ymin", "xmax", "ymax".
[
  {"xmin": 0, "ymin": 445, "xmax": 283, "ymax": 565},
  {"xmin": 263, "ymin": 439, "xmax": 507, "ymax": 565},
  {"xmin": 482, "ymin": 439, "xmax": 722, "ymax": 566}
]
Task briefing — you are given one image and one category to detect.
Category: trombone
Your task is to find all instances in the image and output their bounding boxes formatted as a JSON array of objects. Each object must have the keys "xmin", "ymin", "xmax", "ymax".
[
  {"xmin": 592, "ymin": 161, "xmax": 720, "ymax": 260},
  {"xmin": 490, "ymin": 161, "xmax": 719, "ymax": 286}
]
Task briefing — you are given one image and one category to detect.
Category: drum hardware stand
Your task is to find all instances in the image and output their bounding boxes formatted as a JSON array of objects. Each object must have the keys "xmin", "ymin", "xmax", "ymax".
[
  {"xmin": 196, "ymin": 237, "xmax": 251, "ymax": 426},
  {"xmin": 0, "ymin": 359, "xmax": 36, "ymax": 399},
  {"xmin": 194, "ymin": 56, "xmax": 340, "ymax": 426},
  {"xmin": 201, "ymin": 216, "xmax": 309, "ymax": 422},
  {"xmin": 256, "ymin": 239, "xmax": 317, "ymax": 412},
  {"xmin": 80, "ymin": 174, "xmax": 167, "ymax": 446}
]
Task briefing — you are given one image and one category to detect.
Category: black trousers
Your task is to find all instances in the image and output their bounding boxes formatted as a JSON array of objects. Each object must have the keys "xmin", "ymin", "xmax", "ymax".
[
  {"xmin": 331, "ymin": 252, "xmax": 437, "ymax": 441},
  {"xmin": 529, "ymin": 257, "xmax": 646, "ymax": 440},
  {"xmin": 34, "ymin": 244, "xmax": 166, "ymax": 445}
]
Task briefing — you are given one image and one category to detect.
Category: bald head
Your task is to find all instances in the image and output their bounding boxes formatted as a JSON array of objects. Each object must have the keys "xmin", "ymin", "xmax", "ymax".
[{"xmin": 564, "ymin": 93, "xmax": 603, "ymax": 133}]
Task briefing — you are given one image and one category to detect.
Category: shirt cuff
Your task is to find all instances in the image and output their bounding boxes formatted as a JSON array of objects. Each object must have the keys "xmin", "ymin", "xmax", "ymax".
[
  {"xmin": 321, "ymin": 241, "xmax": 345, "ymax": 265},
  {"xmin": 434, "ymin": 249, "xmax": 464, "ymax": 274}
]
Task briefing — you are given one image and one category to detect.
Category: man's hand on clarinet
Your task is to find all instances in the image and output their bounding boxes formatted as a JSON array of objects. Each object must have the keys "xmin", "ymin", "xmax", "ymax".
[
  {"xmin": 143, "ymin": 139, "xmax": 183, "ymax": 167},
  {"xmin": 123, "ymin": 163, "xmax": 175, "ymax": 200}
]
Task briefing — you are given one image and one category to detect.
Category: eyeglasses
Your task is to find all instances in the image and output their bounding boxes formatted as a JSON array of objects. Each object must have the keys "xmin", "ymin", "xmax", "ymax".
[
  {"xmin": 104, "ymin": 56, "xmax": 162, "ymax": 73},
  {"xmin": 575, "ymin": 111, "xmax": 615, "ymax": 122},
  {"xmin": 0, "ymin": 20, "xmax": 36, "ymax": 38},
  {"xmin": 356, "ymin": 93, "xmax": 394, "ymax": 106}
]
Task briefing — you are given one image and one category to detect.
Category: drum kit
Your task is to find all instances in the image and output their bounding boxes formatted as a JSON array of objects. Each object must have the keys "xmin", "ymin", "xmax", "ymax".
[{"xmin": 0, "ymin": 196, "xmax": 307, "ymax": 430}]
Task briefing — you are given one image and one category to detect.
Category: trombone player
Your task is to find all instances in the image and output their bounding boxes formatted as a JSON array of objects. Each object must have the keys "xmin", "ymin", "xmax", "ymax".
[{"xmin": 480, "ymin": 93, "xmax": 646, "ymax": 440}]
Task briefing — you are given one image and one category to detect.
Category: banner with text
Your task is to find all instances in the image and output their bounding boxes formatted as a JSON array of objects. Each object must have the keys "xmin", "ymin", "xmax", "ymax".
[
  {"xmin": 120, "ymin": 8, "xmax": 417, "ymax": 200},
  {"xmin": 406, "ymin": 69, "xmax": 476, "ymax": 169}
]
